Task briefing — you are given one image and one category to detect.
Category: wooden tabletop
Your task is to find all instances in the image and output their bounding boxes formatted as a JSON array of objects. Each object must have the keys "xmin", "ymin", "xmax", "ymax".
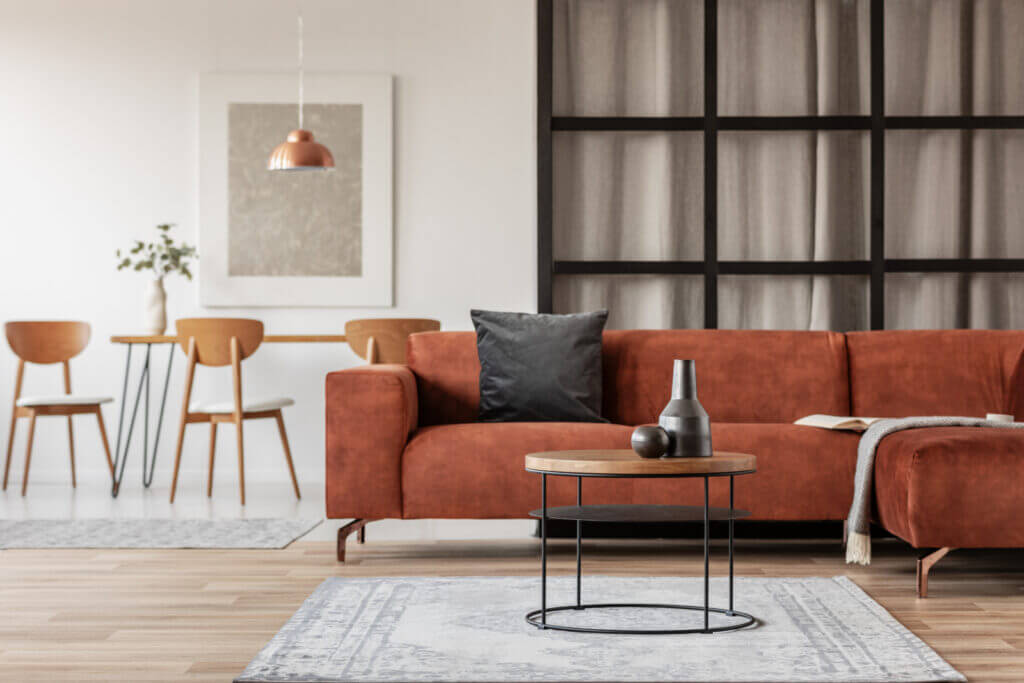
[
  {"xmin": 110, "ymin": 334, "xmax": 347, "ymax": 344},
  {"xmin": 525, "ymin": 450, "xmax": 756, "ymax": 476}
]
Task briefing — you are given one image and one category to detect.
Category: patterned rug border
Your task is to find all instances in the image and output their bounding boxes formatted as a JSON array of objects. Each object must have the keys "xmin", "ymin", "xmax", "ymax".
[
  {"xmin": 827, "ymin": 575, "xmax": 965, "ymax": 680},
  {"xmin": 0, "ymin": 518, "xmax": 322, "ymax": 549}
]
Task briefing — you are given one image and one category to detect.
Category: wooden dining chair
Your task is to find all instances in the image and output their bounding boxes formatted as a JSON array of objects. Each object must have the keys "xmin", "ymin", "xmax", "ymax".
[
  {"xmin": 344, "ymin": 318, "xmax": 441, "ymax": 364},
  {"xmin": 3, "ymin": 321, "xmax": 115, "ymax": 496},
  {"xmin": 168, "ymin": 318, "xmax": 300, "ymax": 505}
]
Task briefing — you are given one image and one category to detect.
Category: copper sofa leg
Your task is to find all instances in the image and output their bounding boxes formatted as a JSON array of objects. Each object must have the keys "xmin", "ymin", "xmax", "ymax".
[
  {"xmin": 917, "ymin": 547, "xmax": 954, "ymax": 598},
  {"xmin": 337, "ymin": 519, "xmax": 372, "ymax": 562}
]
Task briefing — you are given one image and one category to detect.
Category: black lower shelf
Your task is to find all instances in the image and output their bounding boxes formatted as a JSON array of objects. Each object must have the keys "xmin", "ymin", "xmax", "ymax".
[{"xmin": 528, "ymin": 504, "xmax": 751, "ymax": 523}]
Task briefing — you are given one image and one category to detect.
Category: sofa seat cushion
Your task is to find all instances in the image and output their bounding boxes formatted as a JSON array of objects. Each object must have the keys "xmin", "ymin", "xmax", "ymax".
[
  {"xmin": 401, "ymin": 422, "xmax": 634, "ymax": 519},
  {"xmin": 400, "ymin": 422, "xmax": 859, "ymax": 521},
  {"xmin": 633, "ymin": 424, "xmax": 860, "ymax": 520},
  {"xmin": 874, "ymin": 428, "xmax": 1024, "ymax": 548}
]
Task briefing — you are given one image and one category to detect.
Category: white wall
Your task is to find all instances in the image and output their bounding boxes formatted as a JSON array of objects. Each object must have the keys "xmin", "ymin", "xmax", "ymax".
[{"xmin": 0, "ymin": 0, "xmax": 536, "ymax": 489}]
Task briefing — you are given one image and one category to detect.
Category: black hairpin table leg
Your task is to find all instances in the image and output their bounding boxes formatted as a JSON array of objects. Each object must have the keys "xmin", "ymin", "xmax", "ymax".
[
  {"xmin": 143, "ymin": 345, "xmax": 174, "ymax": 488},
  {"xmin": 111, "ymin": 342, "xmax": 174, "ymax": 497},
  {"xmin": 111, "ymin": 344, "xmax": 134, "ymax": 495}
]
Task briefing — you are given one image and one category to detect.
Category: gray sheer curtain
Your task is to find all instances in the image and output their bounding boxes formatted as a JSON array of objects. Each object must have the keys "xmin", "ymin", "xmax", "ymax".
[
  {"xmin": 552, "ymin": 0, "xmax": 1024, "ymax": 330},
  {"xmin": 885, "ymin": 0, "xmax": 1024, "ymax": 328},
  {"xmin": 552, "ymin": 0, "xmax": 706, "ymax": 329}
]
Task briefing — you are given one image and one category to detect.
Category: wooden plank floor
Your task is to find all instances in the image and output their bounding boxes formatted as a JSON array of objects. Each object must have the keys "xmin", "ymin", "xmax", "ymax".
[{"xmin": 1, "ymin": 538, "xmax": 1023, "ymax": 681}]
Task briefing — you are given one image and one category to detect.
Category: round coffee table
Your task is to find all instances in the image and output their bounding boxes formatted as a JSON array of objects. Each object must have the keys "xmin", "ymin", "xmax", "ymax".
[{"xmin": 524, "ymin": 449, "xmax": 757, "ymax": 635}]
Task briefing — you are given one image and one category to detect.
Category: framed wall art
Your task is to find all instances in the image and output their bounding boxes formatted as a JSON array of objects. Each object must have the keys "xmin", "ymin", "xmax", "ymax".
[{"xmin": 198, "ymin": 72, "xmax": 393, "ymax": 306}]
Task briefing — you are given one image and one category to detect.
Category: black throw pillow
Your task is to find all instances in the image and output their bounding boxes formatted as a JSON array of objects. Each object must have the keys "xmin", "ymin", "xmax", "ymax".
[{"xmin": 471, "ymin": 309, "xmax": 609, "ymax": 423}]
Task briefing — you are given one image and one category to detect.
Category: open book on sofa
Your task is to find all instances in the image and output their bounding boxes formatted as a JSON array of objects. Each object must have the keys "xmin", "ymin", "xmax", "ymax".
[{"xmin": 794, "ymin": 414, "xmax": 883, "ymax": 432}]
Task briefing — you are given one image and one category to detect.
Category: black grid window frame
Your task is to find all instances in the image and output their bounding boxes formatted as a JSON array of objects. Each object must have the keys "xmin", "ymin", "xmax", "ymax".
[{"xmin": 536, "ymin": 0, "xmax": 1024, "ymax": 328}]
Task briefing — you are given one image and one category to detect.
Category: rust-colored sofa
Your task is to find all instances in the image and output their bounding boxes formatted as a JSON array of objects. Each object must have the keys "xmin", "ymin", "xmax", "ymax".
[{"xmin": 326, "ymin": 329, "xmax": 1024, "ymax": 594}]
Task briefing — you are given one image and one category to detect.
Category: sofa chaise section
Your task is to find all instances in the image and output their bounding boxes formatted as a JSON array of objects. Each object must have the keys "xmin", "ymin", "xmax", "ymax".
[
  {"xmin": 873, "ymin": 428, "xmax": 1024, "ymax": 550},
  {"xmin": 871, "ymin": 427, "xmax": 1024, "ymax": 596},
  {"xmin": 847, "ymin": 330, "xmax": 1024, "ymax": 595},
  {"xmin": 399, "ymin": 421, "xmax": 859, "ymax": 521}
]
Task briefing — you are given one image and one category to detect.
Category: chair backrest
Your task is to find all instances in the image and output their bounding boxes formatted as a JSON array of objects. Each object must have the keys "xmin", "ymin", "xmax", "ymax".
[
  {"xmin": 5, "ymin": 321, "xmax": 91, "ymax": 364},
  {"xmin": 175, "ymin": 318, "xmax": 264, "ymax": 367},
  {"xmin": 345, "ymin": 318, "xmax": 441, "ymax": 364}
]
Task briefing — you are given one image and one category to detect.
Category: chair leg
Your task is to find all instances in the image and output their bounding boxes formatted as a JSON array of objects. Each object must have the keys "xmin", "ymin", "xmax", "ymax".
[
  {"xmin": 337, "ymin": 519, "xmax": 372, "ymax": 562},
  {"xmin": 66, "ymin": 416, "xmax": 76, "ymax": 488},
  {"xmin": 274, "ymin": 411, "xmax": 301, "ymax": 499},
  {"xmin": 170, "ymin": 338, "xmax": 197, "ymax": 504},
  {"xmin": 20, "ymin": 411, "xmax": 37, "ymax": 496},
  {"xmin": 235, "ymin": 418, "xmax": 245, "ymax": 505},
  {"xmin": 169, "ymin": 419, "xmax": 188, "ymax": 503},
  {"xmin": 207, "ymin": 423, "xmax": 217, "ymax": 497},
  {"xmin": 95, "ymin": 408, "xmax": 115, "ymax": 482},
  {"xmin": 3, "ymin": 415, "xmax": 17, "ymax": 491},
  {"xmin": 917, "ymin": 547, "xmax": 954, "ymax": 598}
]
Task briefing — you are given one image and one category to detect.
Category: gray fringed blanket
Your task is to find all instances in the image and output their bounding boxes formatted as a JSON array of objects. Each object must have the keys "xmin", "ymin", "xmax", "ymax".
[{"xmin": 846, "ymin": 416, "xmax": 1024, "ymax": 565}]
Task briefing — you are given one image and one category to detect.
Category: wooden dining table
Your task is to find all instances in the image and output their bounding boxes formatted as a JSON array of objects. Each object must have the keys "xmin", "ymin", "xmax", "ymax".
[{"xmin": 108, "ymin": 333, "xmax": 347, "ymax": 497}]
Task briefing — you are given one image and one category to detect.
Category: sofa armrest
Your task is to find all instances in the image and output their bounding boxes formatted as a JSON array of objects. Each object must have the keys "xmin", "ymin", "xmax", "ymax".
[{"xmin": 326, "ymin": 364, "xmax": 417, "ymax": 519}]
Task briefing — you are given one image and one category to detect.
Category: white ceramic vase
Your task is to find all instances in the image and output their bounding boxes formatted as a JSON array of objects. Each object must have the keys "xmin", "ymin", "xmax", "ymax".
[{"xmin": 143, "ymin": 278, "xmax": 167, "ymax": 335}]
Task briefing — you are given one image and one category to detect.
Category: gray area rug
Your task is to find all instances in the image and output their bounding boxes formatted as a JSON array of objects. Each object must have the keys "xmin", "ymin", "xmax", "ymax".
[
  {"xmin": 237, "ymin": 576, "xmax": 964, "ymax": 682},
  {"xmin": 0, "ymin": 518, "xmax": 321, "ymax": 549}
]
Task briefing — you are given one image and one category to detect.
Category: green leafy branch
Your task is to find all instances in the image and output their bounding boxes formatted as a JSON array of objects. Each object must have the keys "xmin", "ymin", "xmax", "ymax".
[{"xmin": 116, "ymin": 223, "xmax": 197, "ymax": 281}]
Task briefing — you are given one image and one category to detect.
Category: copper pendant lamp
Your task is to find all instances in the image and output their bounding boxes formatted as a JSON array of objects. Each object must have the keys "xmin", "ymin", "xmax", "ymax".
[{"xmin": 268, "ymin": 10, "xmax": 334, "ymax": 171}]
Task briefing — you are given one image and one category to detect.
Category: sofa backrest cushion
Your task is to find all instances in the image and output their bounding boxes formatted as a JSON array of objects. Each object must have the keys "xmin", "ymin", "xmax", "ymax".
[
  {"xmin": 601, "ymin": 330, "xmax": 850, "ymax": 424},
  {"xmin": 408, "ymin": 329, "xmax": 851, "ymax": 426},
  {"xmin": 847, "ymin": 330, "xmax": 1024, "ymax": 418},
  {"xmin": 408, "ymin": 331, "xmax": 480, "ymax": 426}
]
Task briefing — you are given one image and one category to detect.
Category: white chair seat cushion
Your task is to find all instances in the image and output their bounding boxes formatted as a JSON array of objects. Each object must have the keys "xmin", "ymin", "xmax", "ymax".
[
  {"xmin": 190, "ymin": 397, "xmax": 295, "ymax": 413},
  {"xmin": 16, "ymin": 395, "xmax": 113, "ymax": 407}
]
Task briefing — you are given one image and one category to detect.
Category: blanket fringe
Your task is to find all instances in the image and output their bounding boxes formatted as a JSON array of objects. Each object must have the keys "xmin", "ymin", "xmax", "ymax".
[{"xmin": 845, "ymin": 531, "xmax": 871, "ymax": 565}]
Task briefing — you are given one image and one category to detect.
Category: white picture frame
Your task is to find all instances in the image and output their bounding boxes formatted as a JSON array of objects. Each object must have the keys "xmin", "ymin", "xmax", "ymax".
[{"xmin": 198, "ymin": 72, "xmax": 393, "ymax": 307}]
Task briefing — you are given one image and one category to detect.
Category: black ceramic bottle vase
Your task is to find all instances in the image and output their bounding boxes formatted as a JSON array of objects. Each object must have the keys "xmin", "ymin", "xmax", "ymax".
[{"xmin": 658, "ymin": 359, "xmax": 713, "ymax": 458}]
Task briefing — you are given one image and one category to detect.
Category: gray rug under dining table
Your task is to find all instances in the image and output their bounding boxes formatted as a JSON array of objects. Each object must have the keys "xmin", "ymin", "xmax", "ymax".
[
  {"xmin": 0, "ymin": 518, "xmax": 321, "ymax": 549},
  {"xmin": 237, "ymin": 575, "xmax": 964, "ymax": 682}
]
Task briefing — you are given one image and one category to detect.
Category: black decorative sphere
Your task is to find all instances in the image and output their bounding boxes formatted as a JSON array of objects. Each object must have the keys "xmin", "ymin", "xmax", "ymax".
[{"xmin": 631, "ymin": 426, "xmax": 670, "ymax": 459}]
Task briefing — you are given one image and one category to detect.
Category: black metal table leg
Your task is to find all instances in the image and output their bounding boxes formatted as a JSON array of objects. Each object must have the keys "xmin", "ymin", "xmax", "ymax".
[
  {"xmin": 113, "ymin": 345, "xmax": 151, "ymax": 496},
  {"xmin": 142, "ymin": 345, "xmax": 174, "ymax": 488},
  {"xmin": 111, "ymin": 342, "xmax": 175, "ymax": 497},
  {"xmin": 703, "ymin": 475, "xmax": 710, "ymax": 633},
  {"xmin": 111, "ymin": 344, "xmax": 133, "ymax": 496},
  {"xmin": 541, "ymin": 473, "xmax": 547, "ymax": 628},
  {"xmin": 729, "ymin": 474, "xmax": 735, "ymax": 616},
  {"xmin": 575, "ymin": 476, "xmax": 582, "ymax": 609},
  {"xmin": 143, "ymin": 344, "xmax": 150, "ymax": 483}
]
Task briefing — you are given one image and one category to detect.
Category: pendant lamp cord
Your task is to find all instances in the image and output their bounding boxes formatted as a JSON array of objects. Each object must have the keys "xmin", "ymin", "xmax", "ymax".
[{"xmin": 297, "ymin": 6, "xmax": 304, "ymax": 130}]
